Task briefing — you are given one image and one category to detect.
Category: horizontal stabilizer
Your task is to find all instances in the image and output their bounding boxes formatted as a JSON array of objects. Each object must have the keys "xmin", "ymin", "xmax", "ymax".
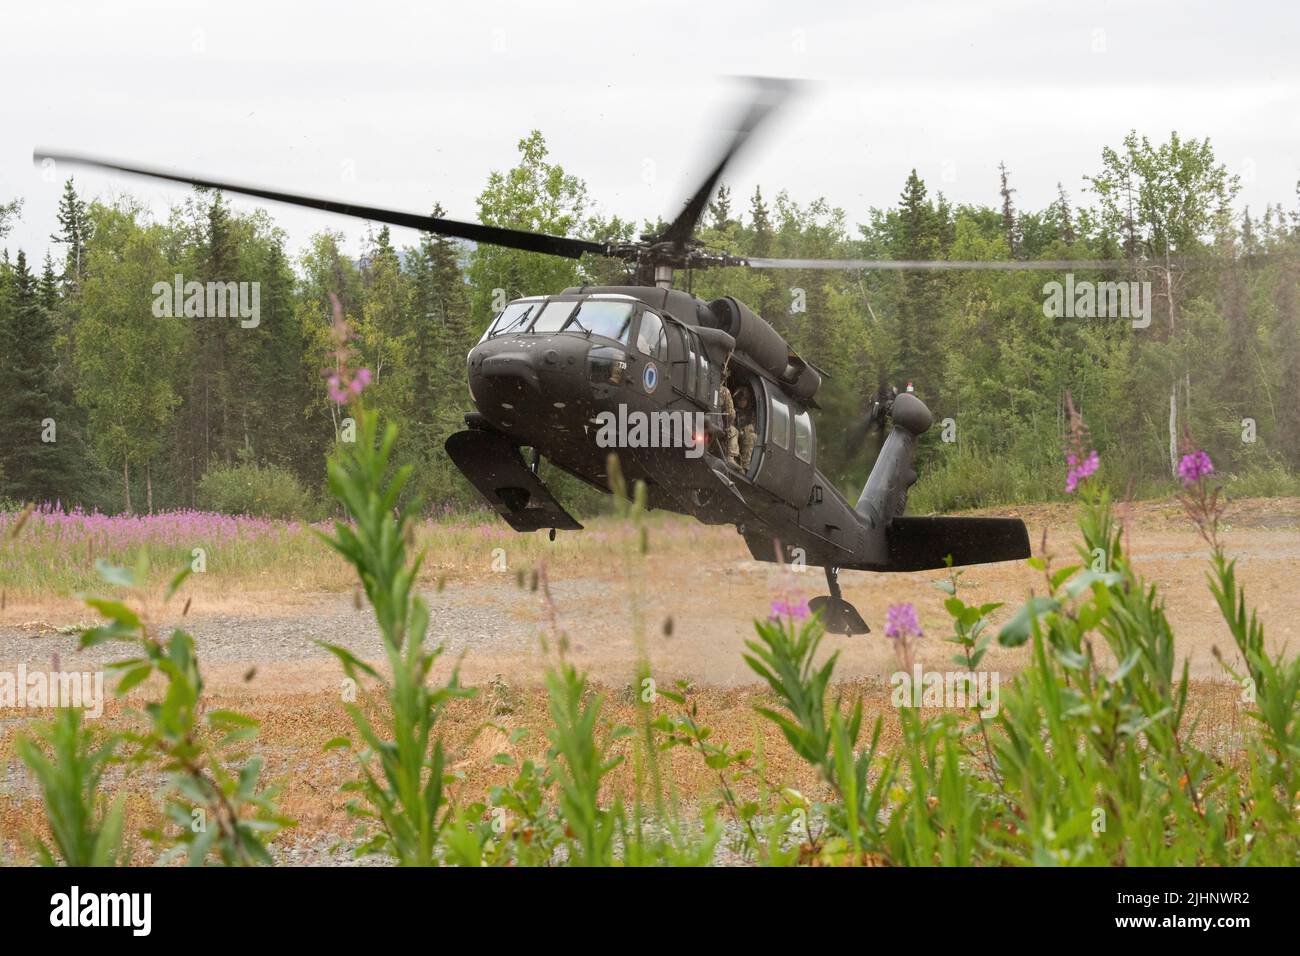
[
  {"xmin": 886, "ymin": 516, "xmax": 1030, "ymax": 572},
  {"xmin": 445, "ymin": 430, "xmax": 583, "ymax": 533}
]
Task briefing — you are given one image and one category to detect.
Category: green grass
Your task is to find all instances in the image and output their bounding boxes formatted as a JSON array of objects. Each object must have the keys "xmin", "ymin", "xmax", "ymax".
[
  {"xmin": 0, "ymin": 504, "xmax": 725, "ymax": 599},
  {"xmin": 909, "ymin": 444, "xmax": 1300, "ymax": 513}
]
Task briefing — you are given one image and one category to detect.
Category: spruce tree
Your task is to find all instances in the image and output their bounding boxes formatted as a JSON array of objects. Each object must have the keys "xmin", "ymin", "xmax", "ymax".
[
  {"xmin": 0, "ymin": 253, "xmax": 13, "ymax": 492},
  {"xmin": 0, "ymin": 251, "xmax": 74, "ymax": 503},
  {"xmin": 1050, "ymin": 182, "xmax": 1077, "ymax": 244},
  {"xmin": 406, "ymin": 205, "xmax": 472, "ymax": 502},
  {"xmin": 1274, "ymin": 252, "xmax": 1300, "ymax": 468},
  {"xmin": 51, "ymin": 179, "xmax": 91, "ymax": 291},
  {"xmin": 890, "ymin": 171, "xmax": 945, "ymax": 389},
  {"xmin": 749, "ymin": 186, "xmax": 772, "ymax": 256},
  {"xmin": 708, "ymin": 183, "xmax": 733, "ymax": 230},
  {"xmin": 997, "ymin": 161, "xmax": 1019, "ymax": 256}
]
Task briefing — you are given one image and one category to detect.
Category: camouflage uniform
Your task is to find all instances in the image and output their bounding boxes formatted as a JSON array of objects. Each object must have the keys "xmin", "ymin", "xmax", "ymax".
[
  {"xmin": 738, "ymin": 421, "xmax": 756, "ymax": 470},
  {"xmin": 720, "ymin": 385, "xmax": 739, "ymax": 465},
  {"xmin": 735, "ymin": 388, "xmax": 756, "ymax": 470}
]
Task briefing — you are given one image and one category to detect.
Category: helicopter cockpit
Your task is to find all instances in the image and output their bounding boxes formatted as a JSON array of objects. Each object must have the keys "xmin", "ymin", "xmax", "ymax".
[{"xmin": 469, "ymin": 293, "xmax": 666, "ymax": 434}]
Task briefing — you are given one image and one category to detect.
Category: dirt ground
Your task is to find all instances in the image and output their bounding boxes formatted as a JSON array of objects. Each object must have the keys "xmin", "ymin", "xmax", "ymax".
[
  {"xmin": 0, "ymin": 497, "xmax": 1296, "ymax": 860},
  {"xmin": 2, "ymin": 497, "xmax": 1296, "ymax": 691}
]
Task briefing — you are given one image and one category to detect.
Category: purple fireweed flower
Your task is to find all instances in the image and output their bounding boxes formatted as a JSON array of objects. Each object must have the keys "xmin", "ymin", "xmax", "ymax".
[
  {"xmin": 770, "ymin": 598, "xmax": 810, "ymax": 621},
  {"xmin": 884, "ymin": 602, "xmax": 922, "ymax": 640},
  {"xmin": 1061, "ymin": 394, "xmax": 1100, "ymax": 494},
  {"xmin": 1176, "ymin": 443, "xmax": 1224, "ymax": 548},
  {"xmin": 1178, "ymin": 449, "xmax": 1214, "ymax": 486},
  {"xmin": 0, "ymin": 504, "xmax": 335, "ymax": 551},
  {"xmin": 327, "ymin": 367, "xmax": 372, "ymax": 404},
  {"xmin": 326, "ymin": 373, "xmax": 348, "ymax": 403},
  {"xmin": 323, "ymin": 291, "xmax": 371, "ymax": 404},
  {"xmin": 1065, "ymin": 449, "xmax": 1100, "ymax": 493}
]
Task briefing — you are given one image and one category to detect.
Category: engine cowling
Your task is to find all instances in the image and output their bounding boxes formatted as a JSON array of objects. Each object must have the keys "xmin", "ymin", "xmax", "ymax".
[
  {"xmin": 707, "ymin": 296, "xmax": 821, "ymax": 402},
  {"xmin": 706, "ymin": 296, "xmax": 789, "ymax": 376}
]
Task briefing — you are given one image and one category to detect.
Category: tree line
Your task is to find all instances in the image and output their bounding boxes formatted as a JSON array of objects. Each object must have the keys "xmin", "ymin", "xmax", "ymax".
[{"xmin": 1, "ymin": 128, "xmax": 1297, "ymax": 515}]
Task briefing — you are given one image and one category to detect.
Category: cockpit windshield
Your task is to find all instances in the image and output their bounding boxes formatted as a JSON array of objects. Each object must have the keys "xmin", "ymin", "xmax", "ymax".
[
  {"xmin": 530, "ymin": 299, "xmax": 579, "ymax": 333},
  {"xmin": 563, "ymin": 300, "xmax": 634, "ymax": 343},
  {"xmin": 480, "ymin": 295, "xmax": 635, "ymax": 343},
  {"xmin": 483, "ymin": 300, "xmax": 538, "ymax": 340}
]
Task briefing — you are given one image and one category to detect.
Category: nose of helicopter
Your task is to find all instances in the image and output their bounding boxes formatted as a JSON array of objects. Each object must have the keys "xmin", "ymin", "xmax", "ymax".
[{"xmin": 468, "ymin": 334, "xmax": 593, "ymax": 429}]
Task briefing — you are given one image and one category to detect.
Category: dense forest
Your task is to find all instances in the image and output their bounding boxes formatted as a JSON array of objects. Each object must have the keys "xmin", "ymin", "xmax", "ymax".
[{"xmin": 1, "ymin": 129, "xmax": 1298, "ymax": 517}]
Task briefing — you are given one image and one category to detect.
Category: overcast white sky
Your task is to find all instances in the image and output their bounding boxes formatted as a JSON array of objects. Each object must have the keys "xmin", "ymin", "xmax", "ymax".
[{"xmin": 2, "ymin": 0, "xmax": 1297, "ymax": 265}]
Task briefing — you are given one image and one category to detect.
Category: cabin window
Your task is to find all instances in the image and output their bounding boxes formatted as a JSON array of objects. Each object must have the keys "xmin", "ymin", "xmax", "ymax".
[
  {"xmin": 484, "ymin": 301, "xmax": 537, "ymax": 340},
  {"xmin": 696, "ymin": 354, "xmax": 711, "ymax": 403},
  {"xmin": 635, "ymin": 310, "xmax": 669, "ymax": 361},
  {"xmin": 529, "ymin": 299, "xmax": 578, "ymax": 333},
  {"xmin": 794, "ymin": 410, "xmax": 813, "ymax": 463},
  {"xmin": 567, "ymin": 300, "xmax": 633, "ymax": 343},
  {"xmin": 769, "ymin": 394, "xmax": 790, "ymax": 450},
  {"xmin": 686, "ymin": 347, "xmax": 698, "ymax": 395}
]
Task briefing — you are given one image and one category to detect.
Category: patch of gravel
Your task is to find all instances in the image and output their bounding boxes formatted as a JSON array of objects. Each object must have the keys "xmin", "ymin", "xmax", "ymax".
[
  {"xmin": 264, "ymin": 818, "xmax": 777, "ymax": 867},
  {"xmin": 270, "ymin": 834, "xmax": 394, "ymax": 867},
  {"xmin": 0, "ymin": 584, "xmax": 540, "ymax": 670}
]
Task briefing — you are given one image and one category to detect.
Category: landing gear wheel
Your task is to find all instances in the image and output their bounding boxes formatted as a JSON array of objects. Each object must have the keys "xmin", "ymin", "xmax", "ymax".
[{"xmin": 809, "ymin": 566, "xmax": 870, "ymax": 635}]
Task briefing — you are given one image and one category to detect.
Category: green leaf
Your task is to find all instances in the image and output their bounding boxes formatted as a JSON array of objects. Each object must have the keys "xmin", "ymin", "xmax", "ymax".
[
  {"xmin": 1055, "ymin": 646, "xmax": 1089, "ymax": 671},
  {"xmin": 1110, "ymin": 649, "xmax": 1142, "ymax": 683},
  {"xmin": 79, "ymin": 621, "xmax": 136, "ymax": 648},
  {"xmin": 1050, "ymin": 563, "xmax": 1081, "ymax": 591},
  {"xmin": 317, "ymin": 642, "xmax": 382, "ymax": 680},
  {"xmin": 114, "ymin": 665, "xmax": 153, "ymax": 695},
  {"xmin": 207, "ymin": 709, "xmax": 260, "ymax": 728},
  {"xmin": 1063, "ymin": 569, "xmax": 1124, "ymax": 600},
  {"xmin": 94, "ymin": 560, "xmax": 136, "ymax": 588},
  {"xmin": 997, "ymin": 596, "xmax": 1060, "ymax": 647},
  {"xmin": 84, "ymin": 598, "xmax": 141, "ymax": 629},
  {"xmin": 166, "ymin": 566, "xmax": 194, "ymax": 601}
]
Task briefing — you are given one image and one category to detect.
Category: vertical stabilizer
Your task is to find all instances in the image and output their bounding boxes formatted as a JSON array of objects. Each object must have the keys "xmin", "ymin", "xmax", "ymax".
[{"xmin": 855, "ymin": 392, "xmax": 932, "ymax": 526}]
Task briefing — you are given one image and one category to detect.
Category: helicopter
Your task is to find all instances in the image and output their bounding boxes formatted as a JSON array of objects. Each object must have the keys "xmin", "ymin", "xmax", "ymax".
[{"xmin": 40, "ymin": 79, "xmax": 1065, "ymax": 635}]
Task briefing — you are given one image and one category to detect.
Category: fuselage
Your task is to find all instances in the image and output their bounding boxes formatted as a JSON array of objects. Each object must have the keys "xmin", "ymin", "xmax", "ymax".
[{"xmin": 465, "ymin": 285, "xmax": 881, "ymax": 568}]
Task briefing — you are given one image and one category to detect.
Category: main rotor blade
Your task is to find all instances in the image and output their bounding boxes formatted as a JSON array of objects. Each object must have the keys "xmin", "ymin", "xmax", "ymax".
[
  {"xmin": 658, "ymin": 77, "xmax": 795, "ymax": 248},
  {"xmin": 35, "ymin": 150, "xmax": 608, "ymax": 260},
  {"xmin": 746, "ymin": 257, "xmax": 1139, "ymax": 271}
]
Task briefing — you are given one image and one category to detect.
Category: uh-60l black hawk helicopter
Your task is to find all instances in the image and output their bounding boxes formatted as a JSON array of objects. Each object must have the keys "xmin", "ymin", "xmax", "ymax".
[{"xmin": 45, "ymin": 80, "xmax": 1047, "ymax": 634}]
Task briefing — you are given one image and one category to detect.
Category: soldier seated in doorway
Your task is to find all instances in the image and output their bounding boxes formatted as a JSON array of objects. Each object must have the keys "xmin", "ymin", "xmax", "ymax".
[
  {"xmin": 719, "ymin": 378, "xmax": 739, "ymax": 467},
  {"xmin": 735, "ymin": 385, "xmax": 756, "ymax": 472}
]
